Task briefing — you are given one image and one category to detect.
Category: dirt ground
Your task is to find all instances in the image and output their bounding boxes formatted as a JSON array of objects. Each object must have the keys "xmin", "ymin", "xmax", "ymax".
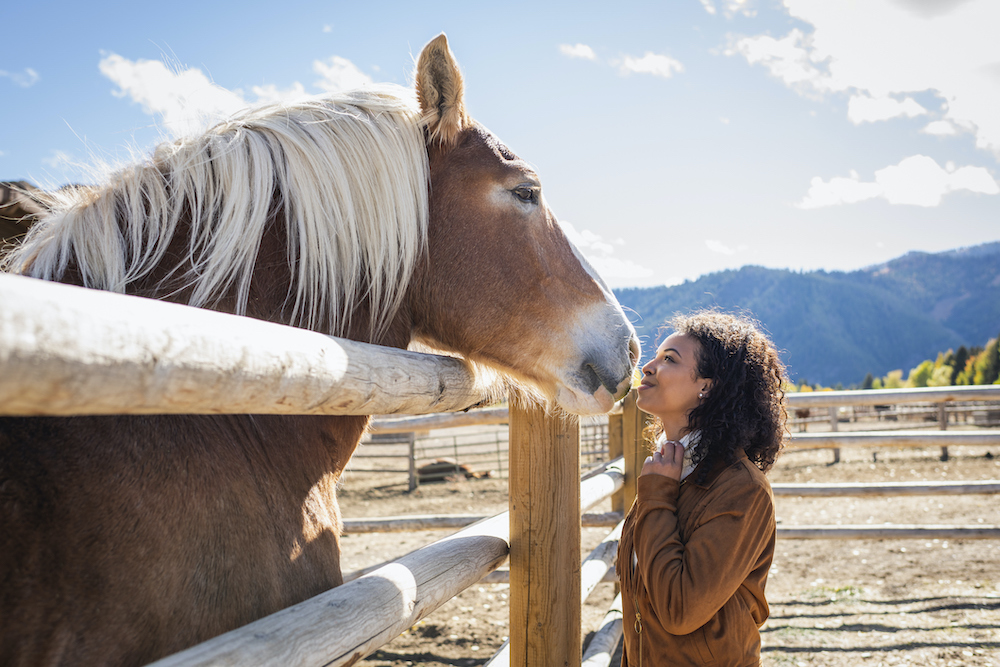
[{"xmin": 337, "ymin": 441, "xmax": 1000, "ymax": 666}]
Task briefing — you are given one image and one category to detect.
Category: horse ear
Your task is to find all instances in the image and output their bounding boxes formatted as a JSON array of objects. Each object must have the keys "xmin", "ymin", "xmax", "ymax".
[{"xmin": 416, "ymin": 33, "xmax": 471, "ymax": 148}]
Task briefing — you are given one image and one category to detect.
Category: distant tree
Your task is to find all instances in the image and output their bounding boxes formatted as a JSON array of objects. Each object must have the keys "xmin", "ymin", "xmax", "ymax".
[
  {"xmin": 907, "ymin": 360, "xmax": 934, "ymax": 388},
  {"xmin": 882, "ymin": 369, "xmax": 905, "ymax": 389},
  {"xmin": 951, "ymin": 346, "xmax": 969, "ymax": 385},
  {"xmin": 956, "ymin": 358, "xmax": 974, "ymax": 384},
  {"xmin": 973, "ymin": 336, "xmax": 1000, "ymax": 385},
  {"xmin": 861, "ymin": 373, "xmax": 874, "ymax": 390},
  {"xmin": 928, "ymin": 365, "xmax": 953, "ymax": 387}
]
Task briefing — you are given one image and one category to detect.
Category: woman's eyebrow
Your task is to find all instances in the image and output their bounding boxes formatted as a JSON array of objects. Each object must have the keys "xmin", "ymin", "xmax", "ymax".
[{"xmin": 664, "ymin": 347, "xmax": 682, "ymax": 358}]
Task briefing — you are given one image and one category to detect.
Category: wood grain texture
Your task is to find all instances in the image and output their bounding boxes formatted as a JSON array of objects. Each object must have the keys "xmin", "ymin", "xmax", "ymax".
[
  {"xmin": 0, "ymin": 273, "xmax": 487, "ymax": 417},
  {"xmin": 621, "ymin": 390, "xmax": 653, "ymax": 513},
  {"xmin": 149, "ymin": 513, "xmax": 510, "ymax": 667},
  {"xmin": 509, "ymin": 404, "xmax": 581, "ymax": 667}
]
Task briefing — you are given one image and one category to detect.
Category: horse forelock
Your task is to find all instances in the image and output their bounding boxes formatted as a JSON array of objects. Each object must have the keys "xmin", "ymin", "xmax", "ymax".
[{"xmin": 4, "ymin": 85, "xmax": 430, "ymax": 339}]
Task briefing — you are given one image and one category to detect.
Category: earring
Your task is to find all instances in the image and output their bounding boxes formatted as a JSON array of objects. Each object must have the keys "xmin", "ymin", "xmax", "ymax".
[{"xmin": 699, "ymin": 392, "xmax": 704, "ymax": 399}]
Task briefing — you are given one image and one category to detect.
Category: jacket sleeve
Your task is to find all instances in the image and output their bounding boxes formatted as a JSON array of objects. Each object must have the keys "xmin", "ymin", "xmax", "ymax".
[{"xmin": 631, "ymin": 471, "xmax": 773, "ymax": 635}]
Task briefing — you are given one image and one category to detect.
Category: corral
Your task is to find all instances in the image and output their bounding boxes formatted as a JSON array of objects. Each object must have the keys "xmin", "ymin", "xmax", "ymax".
[
  {"xmin": 340, "ymin": 389, "xmax": 1000, "ymax": 666},
  {"xmin": 3, "ymin": 275, "xmax": 998, "ymax": 666}
]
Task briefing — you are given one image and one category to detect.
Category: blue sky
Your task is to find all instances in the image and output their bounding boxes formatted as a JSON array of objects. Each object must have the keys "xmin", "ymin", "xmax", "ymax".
[{"xmin": 3, "ymin": 0, "xmax": 998, "ymax": 289}]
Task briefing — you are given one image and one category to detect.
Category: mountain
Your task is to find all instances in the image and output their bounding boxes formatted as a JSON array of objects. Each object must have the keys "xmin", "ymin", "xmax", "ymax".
[{"xmin": 614, "ymin": 241, "xmax": 1000, "ymax": 387}]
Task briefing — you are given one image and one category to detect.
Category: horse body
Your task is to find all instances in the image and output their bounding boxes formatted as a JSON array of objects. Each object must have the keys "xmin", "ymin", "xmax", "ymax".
[{"xmin": 0, "ymin": 35, "xmax": 638, "ymax": 665}]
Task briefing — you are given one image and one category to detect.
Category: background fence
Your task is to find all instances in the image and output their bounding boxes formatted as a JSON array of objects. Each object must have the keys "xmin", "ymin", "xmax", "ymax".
[{"xmin": 349, "ymin": 386, "xmax": 1000, "ymax": 490}]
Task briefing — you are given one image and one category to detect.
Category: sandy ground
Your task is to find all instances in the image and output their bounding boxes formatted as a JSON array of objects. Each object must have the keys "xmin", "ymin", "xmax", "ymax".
[{"xmin": 336, "ymin": 439, "xmax": 1000, "ymax": 667}]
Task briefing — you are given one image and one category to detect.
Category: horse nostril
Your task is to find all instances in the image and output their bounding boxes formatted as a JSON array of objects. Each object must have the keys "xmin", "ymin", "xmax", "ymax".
[{"xmin": 628, "ymin": 335, "xmax": 641, "ymax": 367}]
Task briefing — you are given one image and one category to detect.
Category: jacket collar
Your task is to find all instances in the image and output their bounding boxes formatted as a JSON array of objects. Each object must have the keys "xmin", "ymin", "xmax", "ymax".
[{"xmin": 688, "ymin": 446, "xmax": 749, "ymax": 489}]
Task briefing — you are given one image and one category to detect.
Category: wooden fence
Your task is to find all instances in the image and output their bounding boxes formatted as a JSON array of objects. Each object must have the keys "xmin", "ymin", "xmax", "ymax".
[
  {"xmin": 0, "ymin": 274, "xmax": 617, "ymax": 666},
  {"xmin": 355, "ymin": 383, "xmax": 1000, "ymax": 488},
  {"xmin": 3, "ymin": 273, "xmax": 1000, "ymax": 667}
]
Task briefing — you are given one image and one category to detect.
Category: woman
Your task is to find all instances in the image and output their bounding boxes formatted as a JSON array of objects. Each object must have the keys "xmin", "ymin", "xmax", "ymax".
[{"xmin": 618, "ymin": 310, "xmax": 787, "ymax": 666}]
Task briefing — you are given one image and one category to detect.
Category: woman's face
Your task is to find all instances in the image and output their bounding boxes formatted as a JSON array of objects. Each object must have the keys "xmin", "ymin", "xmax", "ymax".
[{"xmin": 635, "ymin": 333, "xmax": 711, "ymax": 426}]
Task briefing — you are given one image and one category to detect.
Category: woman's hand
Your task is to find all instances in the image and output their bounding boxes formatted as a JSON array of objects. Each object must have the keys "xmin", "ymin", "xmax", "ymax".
[{"xmin": 640, "ymin": 440, "xmax": 684, "ymax": 481}]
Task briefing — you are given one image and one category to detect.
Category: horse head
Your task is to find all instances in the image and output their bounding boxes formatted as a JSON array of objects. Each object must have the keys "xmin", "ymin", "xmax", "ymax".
[{"xmin": 408, "ymin": 35, "xmax": 639, "ymax": 415}]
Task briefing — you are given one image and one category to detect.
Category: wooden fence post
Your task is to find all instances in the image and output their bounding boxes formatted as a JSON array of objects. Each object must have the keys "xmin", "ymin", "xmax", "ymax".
[
  {"xmin": 829, "ymin": 406, "xmax": 841, "ymax": 464},
  {"xmin": 939, "ymin": 402, "xmax": 949, "ymax": 461},
  {"xmin": 509, "ymin": 403, "xmax": 581, "ymax": 667},
  {"xmin": 407, "ymin": 432, "xmax": 417, "ymax": 492},
  {"xmin": 608, "ymin": 412, "xmax": 624, "ymax": 516},
  {"xmin": 621, "ymin": 389, "xmax": 652, "ymax": 513}
]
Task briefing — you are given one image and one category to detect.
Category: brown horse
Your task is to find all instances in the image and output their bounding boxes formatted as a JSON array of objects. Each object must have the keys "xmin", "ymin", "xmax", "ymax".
[
  {"xmin": 0, "ymin": 35, "xmax": 638, "ymax": 666},
  {"xmin": 0, "ymin": 181, "xmax": 47, "ymax": 250}
]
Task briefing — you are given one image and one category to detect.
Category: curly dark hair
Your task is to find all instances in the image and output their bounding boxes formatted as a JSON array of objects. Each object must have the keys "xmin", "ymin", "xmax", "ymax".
[{"xmin": 646, "ymin": 310, "xmax": 788, "ymax": 479}]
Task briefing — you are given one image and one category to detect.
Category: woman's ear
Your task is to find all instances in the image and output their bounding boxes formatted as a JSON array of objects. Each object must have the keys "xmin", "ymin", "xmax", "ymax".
[{"xmin": 701, "ymin": 378, "xmax": 714, "ymax": 396}]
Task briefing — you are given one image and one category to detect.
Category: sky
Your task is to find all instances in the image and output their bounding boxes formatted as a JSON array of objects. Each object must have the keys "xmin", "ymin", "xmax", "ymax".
[{"xmin": 2, "ymin": 0, "xmax": 999, "ymax": 289}]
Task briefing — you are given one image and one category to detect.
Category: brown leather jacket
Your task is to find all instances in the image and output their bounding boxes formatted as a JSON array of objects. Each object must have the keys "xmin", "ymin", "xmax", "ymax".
[{"xmin": 618, "ymin": 448, "xmax": 776, "ymax": 666}]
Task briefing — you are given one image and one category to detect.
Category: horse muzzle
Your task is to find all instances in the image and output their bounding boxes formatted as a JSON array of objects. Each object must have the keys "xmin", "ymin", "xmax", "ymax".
[{"xmin": 555, "ymin": 330, "xmax": 639, "ymax": 415}]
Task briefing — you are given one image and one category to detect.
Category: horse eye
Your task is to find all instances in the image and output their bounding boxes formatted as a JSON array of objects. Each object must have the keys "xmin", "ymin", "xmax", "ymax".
[{"xmin": 513, "ymin": 186, "xmax": 537, "ymax": 204}]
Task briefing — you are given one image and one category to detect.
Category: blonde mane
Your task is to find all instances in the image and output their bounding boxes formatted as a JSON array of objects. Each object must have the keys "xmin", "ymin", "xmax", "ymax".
[{"xmin": 4, "ymin": 86, "xmax": 429, "ymax": 338}]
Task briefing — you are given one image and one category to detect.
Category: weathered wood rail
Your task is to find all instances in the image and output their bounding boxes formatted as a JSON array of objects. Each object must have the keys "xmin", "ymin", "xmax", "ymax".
[
  {"xmin": 0, "ymin": 273, "xmax": 486, "ymax": 417},
  {"xmin": 4, "ymin": 273, "xmax": 1000, "ymax": 667}
]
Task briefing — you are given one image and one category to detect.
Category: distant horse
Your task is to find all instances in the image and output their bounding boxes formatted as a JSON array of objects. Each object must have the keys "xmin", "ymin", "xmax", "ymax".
[
  {"xmin": 0, "ymin": 35, "xmax": 638, "ymax": 665},
  {"xmin": 0, "ymin": 180, "xmax": 47, "ymax": 249}
]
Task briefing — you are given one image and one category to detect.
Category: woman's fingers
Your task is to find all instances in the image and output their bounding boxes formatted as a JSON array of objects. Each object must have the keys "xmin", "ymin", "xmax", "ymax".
[{"xmin": 662, "ymin": 441, "xmax": 683, "ymax": 462}]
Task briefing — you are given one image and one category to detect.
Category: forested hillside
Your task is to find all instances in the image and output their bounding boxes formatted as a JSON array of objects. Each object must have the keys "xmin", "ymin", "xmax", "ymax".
[{"xmin": 614, "ymin": 242, "xmax": 1000, "ymax": 387}]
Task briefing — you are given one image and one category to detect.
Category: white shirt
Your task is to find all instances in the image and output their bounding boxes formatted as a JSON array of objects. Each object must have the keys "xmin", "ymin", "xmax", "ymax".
[{"xmin": 655, "ymin": 430, "xmax": 700, "ymax": 481}]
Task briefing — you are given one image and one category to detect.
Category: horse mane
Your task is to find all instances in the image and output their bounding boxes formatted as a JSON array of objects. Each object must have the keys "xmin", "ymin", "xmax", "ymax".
[{"xmin": 3, "ymin": 85, "xmax": 429, "ymax": 338}]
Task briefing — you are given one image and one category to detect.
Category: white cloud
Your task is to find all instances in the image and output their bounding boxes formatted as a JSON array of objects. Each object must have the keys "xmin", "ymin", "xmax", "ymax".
[
  {"xmin": 798, "ymin": 155, "xmax": 999, "ymax": 208},
  {"xmin": 322, "ymin": 25, "xmax": 333, "ymax": 33},
  {"xmin": 313, "ymin": 56, "xmax": 373, "ymax": 92},
  {"xmin": 729, "ymin": 28, "xmax": 829, "ymax": 94},
  {"xmin": 559, "ymin": 220, "xmax": 654, "ymax": 286},
  {"xmin": 922, "ymin": 120, "xmax": 958, "ymax": 136},
  {"xmin": 559, "ymin": 43, "xmax": 597, "ymax": 61},
  {"xmin": 847, "ymin": 94, "xmax": 926, "ymax": 124},
  {"xmin": 251, "ymin": 82, "xmax": 308, "ymax": 104},
  {"xmin": 1, "ymin": 67, "xmax": 39, "ymax": 88},
  {"xmin": 798, "ymin": 170, "xmax": 884, "ymax": 208},
  {"xmin": 730, "ymin": 0, "xmax": 1000, "ymax": 155},
  {"xmin": 700, "ymin": 0, "xmax": 758, "ymax": 17},
  {"xmin": 99, "ymin": 53, "xmax": 247, "ymax": 137},
  {"xmin": 618, "ymin": 52, "xmax": 684, "ymax": 79},
  {"xmin": 98, "ymin": 52, "xmax": 377, "ymax": 136},
  {"xmin": 705, "ymin": 240, "xmax": 737, "ymax": 255}
]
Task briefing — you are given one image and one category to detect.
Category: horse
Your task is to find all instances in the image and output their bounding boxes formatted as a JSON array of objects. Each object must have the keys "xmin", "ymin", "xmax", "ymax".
[
  {"xmin": 0, "ymin": 180, "xmax": 47, "ymax": 249},
  {"xmin": 0, "ymin": 34, "xmax": 638, "ymax": 666}
]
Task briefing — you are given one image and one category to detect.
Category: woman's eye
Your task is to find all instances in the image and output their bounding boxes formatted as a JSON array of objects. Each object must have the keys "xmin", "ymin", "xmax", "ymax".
[{"xmin": 513, "ymin": 186, "xmax": 537, "ymax": 204}]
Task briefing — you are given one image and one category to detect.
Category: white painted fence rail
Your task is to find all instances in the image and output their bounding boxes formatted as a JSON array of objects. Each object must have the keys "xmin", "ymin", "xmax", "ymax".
[{"xmin": 0, "ymin": 273, "xmax": 486, "ymax": 417}]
